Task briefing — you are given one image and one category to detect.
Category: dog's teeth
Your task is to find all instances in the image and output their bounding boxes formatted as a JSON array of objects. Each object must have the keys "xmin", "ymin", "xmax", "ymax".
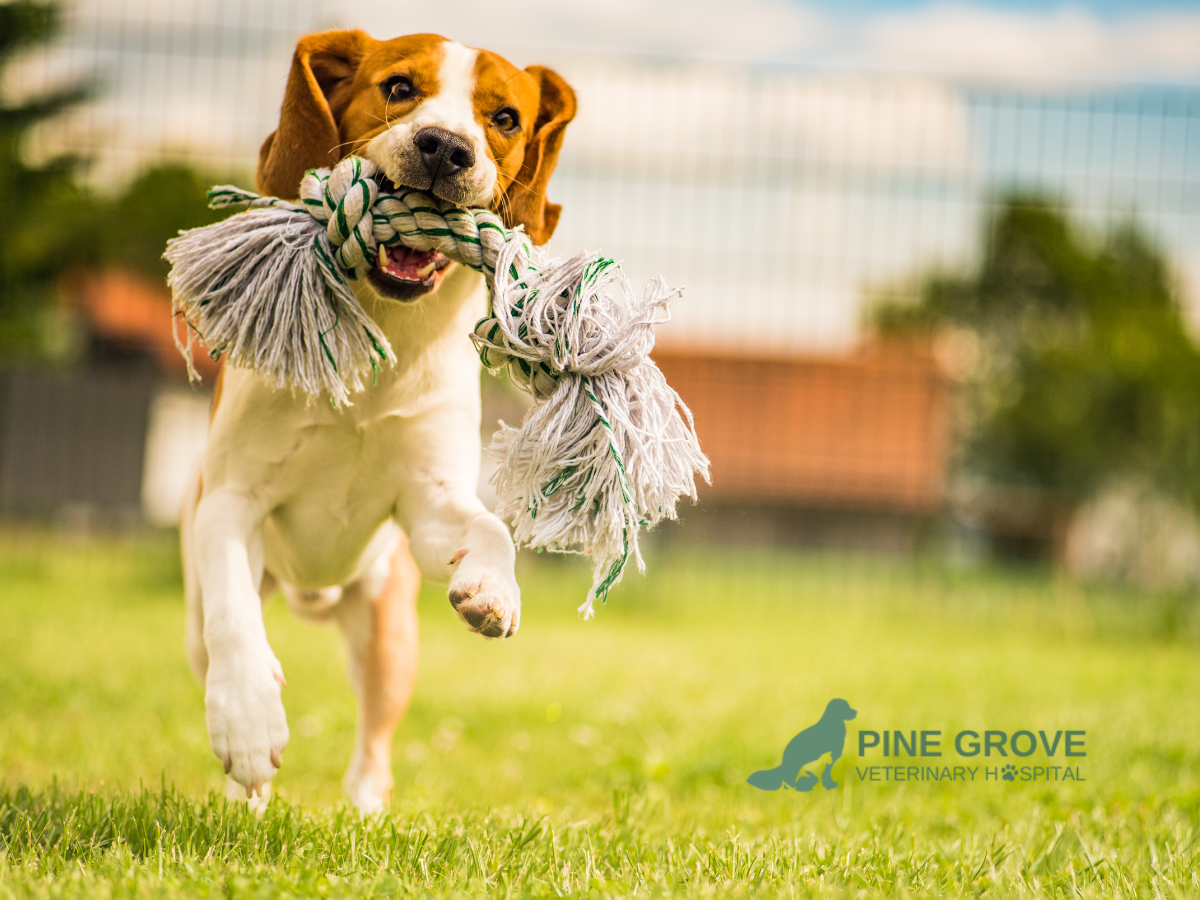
[
  {"xmin": 416, "ymin": 261, "xmax": 437, "ymax": 277},
  {"xmin": 378, "ymin": 245, "xmax": 388, "ymax": 268}
]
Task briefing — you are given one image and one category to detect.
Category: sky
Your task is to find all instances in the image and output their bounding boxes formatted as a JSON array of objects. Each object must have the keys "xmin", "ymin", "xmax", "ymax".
[
  {"xmin": 335, "ymin": 0, "xmax": 1200, "ymax": 345},
  {"xmin": 22, "ymin": 0, "xmax": 1199, "ymax": 351},
  {"xmin": 49, "ymin": 0, "xmax": 1200, "ymax": 86},
  {"xmin": 341, "ymin": 0, "xmax": 1200, "ymax": 86},
  {"xmin": 808, "ymin": 0, "xmax": 1199, "ymax": 12}
]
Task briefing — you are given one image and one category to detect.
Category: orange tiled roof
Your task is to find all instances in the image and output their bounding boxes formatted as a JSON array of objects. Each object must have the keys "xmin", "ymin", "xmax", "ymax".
[
  {"xmin": 67, "ymin": 268, "xmax": 221, "ymax": 379},
  {"xmin": 655, "ymin": 344, "xmax": 950, "ymax": 513},
  {"xmin": 65, "ymin": 270, "xmax": 949, "ymax": 512}
]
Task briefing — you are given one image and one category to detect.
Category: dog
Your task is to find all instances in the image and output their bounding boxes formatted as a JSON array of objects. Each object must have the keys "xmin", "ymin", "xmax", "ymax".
[
  {"xmin": 178, "ymin": 30, "xmax": 576, "ymax": 813},
  {"xmin": 746, "ymin": 698, "xmax": 858, "ymax": 792}
]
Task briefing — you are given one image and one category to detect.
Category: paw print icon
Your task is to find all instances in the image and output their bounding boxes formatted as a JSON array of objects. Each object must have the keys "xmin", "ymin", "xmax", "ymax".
[{"xmin": 1001, "ymin": 764, "xmax": 1018, "ymax": 782}]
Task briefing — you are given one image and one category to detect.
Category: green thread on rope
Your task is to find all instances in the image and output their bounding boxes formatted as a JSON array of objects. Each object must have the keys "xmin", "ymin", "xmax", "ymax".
[
  {"xmin": 542, "ymin": 464, "xmax": 579, "ymax": 498},
  {"xmin": 165, "ymin": 154, "xmax": 709, "ymax": 616},
  {"xmin": 592, "ymin": 526, "xmax": 630, "ymax": 604},
  {"xmin": 583, "ymin": 376, "xmax": 633, "ymax": 505}
]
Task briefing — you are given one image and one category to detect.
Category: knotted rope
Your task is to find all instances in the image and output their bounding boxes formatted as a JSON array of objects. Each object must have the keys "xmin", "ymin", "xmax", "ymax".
[{"xmin": 165, "ymin": 155, "xmax": 709, "ymax": 615}]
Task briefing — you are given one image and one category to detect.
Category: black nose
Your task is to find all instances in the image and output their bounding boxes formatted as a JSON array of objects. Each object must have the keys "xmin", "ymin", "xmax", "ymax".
[{"xmin": 413, "ymin": 126, "xmax": 475, "ymax": 181}]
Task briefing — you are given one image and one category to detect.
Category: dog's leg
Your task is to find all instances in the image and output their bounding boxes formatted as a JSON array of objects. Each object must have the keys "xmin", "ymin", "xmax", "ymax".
[
  {"xmin": 183, "ymin": 470, "xmax": 278, "ymax": 683},
  {"xmin": 821, "ymin": 763, "xmax": 838, "ymax": 790},
  {"xmin": 402, "ymin": 496, "xmax": 519, "ymax": 639},
  {"xmin": 334, "ymin": 530, "xmax": 421, "ymax": 815},
  {"xmin": 193, "ymin": 487, "xmax": 287, "ymax": 796},
  {"xmin": 181, "ymin": 465, "xmax": 208, "ymax": 682},
  {"xmin": 220, "ymin": 571, "xmax": 281, "ymax": 813},
  {"xmin": 396, "ymin": 413, "xmax": 520, "ymax": 639},
  {"xmin": 822, "ymin": 745, "xmax": 842, "ymax": 790}
]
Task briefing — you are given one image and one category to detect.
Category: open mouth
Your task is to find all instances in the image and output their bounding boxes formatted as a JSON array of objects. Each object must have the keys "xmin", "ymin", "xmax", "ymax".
[{"xmin": 366, "ymin": 243, "xmax": 453, "ymax": 301}]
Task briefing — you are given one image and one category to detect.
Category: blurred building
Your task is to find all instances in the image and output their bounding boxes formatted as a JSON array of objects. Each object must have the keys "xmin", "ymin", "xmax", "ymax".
[
  {"xmin": 0, "ymin": 363, "xmax": 155, "ymax": 527},
  {"xmin": 656, "ymin": 344, "xmax": 949, "ymax": 550},
  {"xmin": 3, "ymin": 1, "xmax": 1198, "ymax": 552},
  {"xmin": 0, "ymin": 271, "xmax": 213, "ymax": 527}
]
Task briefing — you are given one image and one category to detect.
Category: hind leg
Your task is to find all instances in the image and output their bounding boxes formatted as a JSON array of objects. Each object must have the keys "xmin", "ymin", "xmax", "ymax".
[
  {"xmin": 792, "ymin": 770, "xmax": 821, "ymax": 791},
  {"xmin": 334, "ymin": 528, "xmax": 421, "ymax": 814}
]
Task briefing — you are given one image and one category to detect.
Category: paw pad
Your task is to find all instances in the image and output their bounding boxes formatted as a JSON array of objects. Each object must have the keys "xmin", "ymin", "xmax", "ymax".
[{"xmin": 1001, "ymin": 764, "xmax": 1017, "ymax": 782}]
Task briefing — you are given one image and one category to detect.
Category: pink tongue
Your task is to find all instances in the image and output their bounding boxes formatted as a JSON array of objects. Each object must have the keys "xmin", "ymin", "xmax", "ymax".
[{"xmin": 382, "ymin": 245, "xmax": 436, "ymax": 280}]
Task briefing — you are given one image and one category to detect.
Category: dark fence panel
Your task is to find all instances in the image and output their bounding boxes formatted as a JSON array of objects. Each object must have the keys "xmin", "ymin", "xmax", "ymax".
[{"xmin": 0, "ymin": 365, "xmax": 155, "ymax": 522}]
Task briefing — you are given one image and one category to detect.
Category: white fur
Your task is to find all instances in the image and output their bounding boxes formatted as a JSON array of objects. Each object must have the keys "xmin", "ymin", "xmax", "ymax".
[
  {"xmin": 367, "ymin": 41, "xmax": 496, "ymax": 207},
  {"xmin": 183, "ymin": 51, "xmax": 523, "ymax": 808}
]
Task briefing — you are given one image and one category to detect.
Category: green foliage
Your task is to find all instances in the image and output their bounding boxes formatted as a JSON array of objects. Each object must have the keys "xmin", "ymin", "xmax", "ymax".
[
  {"xmin": 2, "ymin": 784, "xmax": 1196, "ymax": 898},
  {"xmin": 0, "ymin": 2, "xmax": 231, "ymax": 361},
  {"xmin": 98, "ymin": 164, "xmax": 229, "ymax": 279},
  {"xmin": 0, "ymin": 1, "xmax": 97, "ymax": 359},
  {"xmin": 879, "ymin": 197, "xmax": 1200, "ymax": 508},
  {"xmin": 1, "ymin": 534, "xmax": 1199, "ymax": 896}
]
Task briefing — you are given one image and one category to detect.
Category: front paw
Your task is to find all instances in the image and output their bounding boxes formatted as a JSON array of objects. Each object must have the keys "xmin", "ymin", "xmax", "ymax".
[
  {"xmin": 205, "ymin": 649, "xmax": 289, "ymax": 793},
  {"xmin": 448, "ymin": 550, "xmax": 520, "ymax": 638}
]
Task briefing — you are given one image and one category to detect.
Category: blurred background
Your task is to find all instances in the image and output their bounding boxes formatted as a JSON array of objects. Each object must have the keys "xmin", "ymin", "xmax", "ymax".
[
  {"xmin": 4, "ymin": 1, "xmax": 1200, "ymax": 837},
  {"xmin": 2, "ymin": 0, "xmax": 1200, "ymax": 590}
]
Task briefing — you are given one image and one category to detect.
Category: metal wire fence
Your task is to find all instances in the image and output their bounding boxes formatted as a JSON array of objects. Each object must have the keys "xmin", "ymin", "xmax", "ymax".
[
  {"xmin": 17, "ymin": 3, "xmax": 1199, "ymax": 355},
  {"xmin": 5, "ymin": 0, "xmax": 1200, "ymax": 572}
]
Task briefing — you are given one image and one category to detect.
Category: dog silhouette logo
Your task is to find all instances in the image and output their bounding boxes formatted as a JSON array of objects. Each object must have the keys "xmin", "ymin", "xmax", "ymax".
[{"xmin": 747, "ymin": 698, "xmax": 858, "ymax": 792}]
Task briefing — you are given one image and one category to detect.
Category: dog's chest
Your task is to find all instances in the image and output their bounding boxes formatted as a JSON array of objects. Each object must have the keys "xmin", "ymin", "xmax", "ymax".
[
  {"xmin": 260, "ymin": 411, "xmax": 411, "ymax": 586},
  {"xmin": 211, "ymin": 268, "xmax": 488, "ymax": 588}
]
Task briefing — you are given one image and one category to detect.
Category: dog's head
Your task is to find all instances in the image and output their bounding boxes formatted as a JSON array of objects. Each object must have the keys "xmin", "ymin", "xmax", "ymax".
[
  {"xmin": 256, "ymin": 31, "xmax": 576, "ymax": 301},
  {"xmin": 824, "ymin": 698, "xmax": 857, "ymax": 721}
]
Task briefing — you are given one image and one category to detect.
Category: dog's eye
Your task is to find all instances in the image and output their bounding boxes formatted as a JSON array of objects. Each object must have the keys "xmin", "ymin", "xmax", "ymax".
[
  {"xmin": 382, "ymin": 75, "xmax": 414, "ymax": 102},
  {"xmin": 492, "ymin": 108, "xmax": 519, "ymax": 133}
]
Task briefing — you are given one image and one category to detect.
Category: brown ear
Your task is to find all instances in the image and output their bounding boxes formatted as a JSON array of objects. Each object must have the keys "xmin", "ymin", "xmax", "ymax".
[
  {"xmin": 256, "ymin": 30, "xmax": 371, "ymax": 199},
  {"xmin": 501, "ymin": 66, "xmax": 577, "ymax": 245}
]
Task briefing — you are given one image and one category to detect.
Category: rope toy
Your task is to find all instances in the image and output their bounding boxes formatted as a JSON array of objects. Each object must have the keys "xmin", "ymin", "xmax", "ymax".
[{"xmin": 164, "ymin": 155, "xmax": 709, "ymax": 615}]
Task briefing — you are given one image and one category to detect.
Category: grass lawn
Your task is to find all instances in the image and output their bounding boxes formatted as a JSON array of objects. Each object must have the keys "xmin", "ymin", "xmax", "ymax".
[{"xmin": 1, "ymin": 529, "xmax": 1199, "ymax": 897}]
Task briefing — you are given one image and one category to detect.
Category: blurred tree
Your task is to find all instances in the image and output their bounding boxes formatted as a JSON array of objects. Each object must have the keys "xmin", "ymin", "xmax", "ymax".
[
  {"xmin": 100, "ymin": 164, "xmax": 228, "ymax": 280},
  {"xmin": 0, "ymin": 1, "xmax": 231, "ymax": 362},
  {"xmin": 878, "ymin": 196, "xmax": 1200, "ymax": 513},
  {"xmin": 0, "ymin": 0, "xmax": 98, "ymax": 360}
]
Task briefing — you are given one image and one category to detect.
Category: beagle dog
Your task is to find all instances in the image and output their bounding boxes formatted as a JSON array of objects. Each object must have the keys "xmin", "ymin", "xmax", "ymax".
[{"xmin": 179, "ymin": 31, "xmax": 576, "ymax": 813}]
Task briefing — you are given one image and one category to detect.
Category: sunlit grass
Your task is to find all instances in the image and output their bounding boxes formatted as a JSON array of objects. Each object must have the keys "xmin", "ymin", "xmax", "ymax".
[{"xmin": 1, "ymin": 529, "xmax": 1198, "ymax": 897}]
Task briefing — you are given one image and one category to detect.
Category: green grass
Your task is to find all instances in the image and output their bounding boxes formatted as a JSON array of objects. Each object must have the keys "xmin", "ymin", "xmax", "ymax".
[{"xmin": 1, "ymin": 530, "xmax": 1199, "ymax": 897}]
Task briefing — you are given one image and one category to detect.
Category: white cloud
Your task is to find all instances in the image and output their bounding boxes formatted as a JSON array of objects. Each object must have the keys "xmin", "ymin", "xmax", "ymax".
[
  {"xmin": 543, "ymin": 64, "xmax": 976, "ymax": 353},
  {"xmin": 46, "ymin": 0, "xmax": 1200, "ymax": 86},
  {"xmin": 345, "ymin": 0, "xmax": 1200, "ymax": 85},
  {"xmin": 855, "ymin": 4, "xmax": 1200, "ymax": 85},
  {"xmin": 19, "ymin": 0, "xmax": 1197, "ymax": 351},
  {"xmin": 345, "ymin": 0, "xmax": 830, "ymax": 62},
  {"xmin": 558, "ymin": 65, "xmax": 971, "ymax": 176}
]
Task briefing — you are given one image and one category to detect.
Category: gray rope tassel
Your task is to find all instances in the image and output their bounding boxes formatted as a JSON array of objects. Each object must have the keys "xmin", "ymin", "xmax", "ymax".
[{"xmin": 165, "ymin": 155, "xmax": 709, "ymax": 614}]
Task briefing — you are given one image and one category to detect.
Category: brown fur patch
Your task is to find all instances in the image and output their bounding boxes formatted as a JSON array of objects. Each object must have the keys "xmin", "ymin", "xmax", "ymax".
[
  {"xmin": 257, "ymin": 30, "xmax": 373, "ymax": 198},
  {"xmin": 338, "ymin": 34, "xmax": 448, "ymax": 152},
  {"xmin": 473, "ymin": 53, "xmax": 576, "ymax": 244},
  {"xmin": 473, "ymin": 51, "xmax": 540, "ymax": 194},
  {"xmin": 257, "ymin": 31, "xmax": 575, "ymax": 242}
]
